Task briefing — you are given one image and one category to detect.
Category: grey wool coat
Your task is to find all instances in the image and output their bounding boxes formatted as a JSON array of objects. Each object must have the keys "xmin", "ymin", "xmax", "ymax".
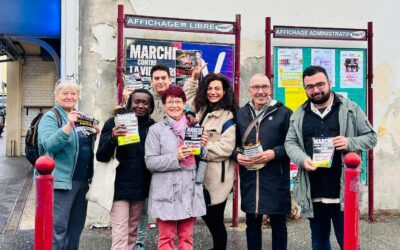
[{"xmin": 145, "ymin": 117, "xmax": 206, "ymax": 221}]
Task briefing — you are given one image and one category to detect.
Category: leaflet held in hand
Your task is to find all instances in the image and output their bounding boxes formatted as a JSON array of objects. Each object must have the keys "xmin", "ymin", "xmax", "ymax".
[
  {"xmin": 312, "ymin": 137, "xmax": 335, "ymax": 168},
  {"xmin": 116, "ymin": 112, "xmax": 140, "ymax": 146},
  {"xmin": 74, "ymin": 111, "xmax": 99, "ymax": 136},
  {"xmin": 243, "ymin": 142, "xmax": 264, "ymax": 170},
  {"xmin": 184, "ymin": 126, "xmax": 204, "ymax": 155}
]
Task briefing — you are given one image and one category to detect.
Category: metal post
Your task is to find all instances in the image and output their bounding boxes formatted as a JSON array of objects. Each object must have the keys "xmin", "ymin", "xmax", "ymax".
[
  {"xmin": 344, "ymin": 152, "xmax": 361, "ymax": 250},
  {"xmin": 367, "ymin": 21, "xmax": 374, "ymax": 222},
  {"xmin": 117, "ymin": 5, "xmax": 125, "ymax": 104},
  {"xmin": 232, "ymin": 14, "xmax": 241, "ymax": 228},
  {"xmin": 34, "ymin": 156, "xmax": 55, "ymax": 250},
  {"xmin": 265, "ymin": 17, "xmax": 272, "ymax": 80}
]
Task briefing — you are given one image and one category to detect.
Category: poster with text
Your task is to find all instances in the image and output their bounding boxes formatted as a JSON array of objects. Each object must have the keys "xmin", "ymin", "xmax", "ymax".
[
  {"xmin": 277, "ymin": 48, "xmax": 303, "ymax": 87},
  {"xmin": 340, "ymin": 51, "xmax": 364, "ymax": 88},
  {"xmin": 125, "ymin": 38, "xmax": 234, "ymax": 89},
  {"xmin": 311, "ymin": 49, "xmax": 336, "ymax": 87}
]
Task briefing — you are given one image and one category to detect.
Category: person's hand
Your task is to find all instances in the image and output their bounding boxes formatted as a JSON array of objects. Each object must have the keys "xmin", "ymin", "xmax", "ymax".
[
  {"xmin": 177, "ymin": 144, "xmax": 192, "ymax": 160},
  {"xmin": 93, "ymin": 124, "xmax": 100, "ymax": 135},
  {"xmin": 252, "ymin": 149, "xmax": 275, "ymax": 164},
  {"xmin": 122, "ymin": 86, "xmax": 133, "ymax": 105},
  {"xmin": 200, "ymin": 133, "xmax": 208, "ymax": 147},
  {"xmin": 303, "ymin": 157, "xmax": 317, "ymax": 171},
  {"xmin": 67, "ymin": 111, "xmax": 80, "ymax": 127},
  {"xmin": 237, "ymin": 154, "xmax": 254, "ymax": 168},
  {"xmin": 332, "ymin": 136, "xmax": 348, "ymax": 150},
  {"xmin": 112, "ymin": 124, "xmax": 127, "ymax": 140},
  {"xmin": 186, "ymin": 113, "xmax": 198, "ymax": 126},
  {"xmin": 191, "ymin": 63, "xmax": 208, "ymax": 81}
]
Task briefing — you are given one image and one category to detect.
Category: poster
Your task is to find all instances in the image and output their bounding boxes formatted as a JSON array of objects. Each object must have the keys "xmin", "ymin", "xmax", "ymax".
[
  {"xmin": 284, "ymin": 87, "xmax": 307, "ymax": 111},
  {"xmin": 340, "ymin": 51, "xmax": 364, "ymax": 88},
  {"xmin": 125, "ymin": 38, "xmax": 234, "ymax": 89},
  {"xmin": 311, "ymin": 49, "xmax": 336, "ymax": 87},
  {"xmin": 277, "ymin": 48, "xmax": 303, "ymax": 87}
]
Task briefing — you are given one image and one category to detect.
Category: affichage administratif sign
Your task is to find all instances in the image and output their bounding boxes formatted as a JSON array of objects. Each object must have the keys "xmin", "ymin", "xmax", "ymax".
[
  {"xmin": 125, "ymin": 15, "xmax": 235, "ymax": 34},
  {"xmin": 274, "ymin": 26, "xmax": 367, "ymax": 41}
]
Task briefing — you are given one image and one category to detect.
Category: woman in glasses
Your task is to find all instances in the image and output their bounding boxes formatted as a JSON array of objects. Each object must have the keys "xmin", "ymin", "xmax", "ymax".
[{"xmin": 145, "ymin": 86, "xmax": 207, "ymax": 250}]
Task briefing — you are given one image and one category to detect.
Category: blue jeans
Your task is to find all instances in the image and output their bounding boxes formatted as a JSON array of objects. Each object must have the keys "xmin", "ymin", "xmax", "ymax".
[
  {"xmin": 308, "ymin": 202, "xmax": 343, "ymax": 250},
  {"xmin": 246, "ymin": 213, "xmax": 287, "ymax": 250},
  {"xmin": 53, "ymin": 180, "xmax": 89, "ymax": 250}
]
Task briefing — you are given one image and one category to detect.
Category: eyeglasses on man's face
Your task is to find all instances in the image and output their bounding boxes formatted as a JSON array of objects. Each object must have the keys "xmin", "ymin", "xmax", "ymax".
[
  {"xmin": 249, "ymin": 85, "xmax": 271, "ymax": 91},
  {"xmin": 304, "ymin": 82, "xmax": 326, "ymax": 92}
]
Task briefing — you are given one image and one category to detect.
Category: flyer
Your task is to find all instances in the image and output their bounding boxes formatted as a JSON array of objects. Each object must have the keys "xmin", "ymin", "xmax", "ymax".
[
  {"xmin": 340, "ymin": 51, "xmax": 364, "ymax": 88},
  {"xmin": 184, "ymin": 126, "xmax": 204, "ymax": 155},
  {"xmin": 74, "ymin": 111, "xmax": 99, "ymax": 135},
  {"xmin": 312, "ymin": 137, "xmax": 335, "ymax": 168},
  {"xmin": 277, "ymin": 48, "xmax": 303, "ymax": 88},
  {"xmin": 243, "ymin": 143, "xmax": 264, "ymax": 170},
  {"xmin": 124, "ymin": 72, "xmax": 143, "ymax": 90},
  {"xmin": 311, "ymin": 48, "xmax": 336, "ymax": 87},
  {"xmin": 115, "ymin": 112, "xmax": 140, "ymax": 146}
]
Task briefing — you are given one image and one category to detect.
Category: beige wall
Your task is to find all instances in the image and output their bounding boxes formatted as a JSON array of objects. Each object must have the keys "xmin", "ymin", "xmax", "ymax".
[
  {"xmin": 6, "ymin": 61, "xmax": 22, "ymax": 156},
  {"xmin": 5, "ymin": 57, "xmax": 57, "ymax": 156}
]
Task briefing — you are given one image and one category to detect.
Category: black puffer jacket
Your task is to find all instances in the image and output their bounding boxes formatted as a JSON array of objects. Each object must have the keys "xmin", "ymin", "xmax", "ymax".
[
  {"xmin": 96, "ymin": 116, "xmax": 155, "ymax": 201},
  {"xmin": 235, "ymin": 101, "xmax": 292, "ymax": 215}
]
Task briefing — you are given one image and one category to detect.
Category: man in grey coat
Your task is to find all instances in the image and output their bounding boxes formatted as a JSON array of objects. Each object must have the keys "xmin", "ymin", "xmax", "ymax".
[{"xmin": 285, "ymin": 65, "xmax": 377, "ymax": 250}]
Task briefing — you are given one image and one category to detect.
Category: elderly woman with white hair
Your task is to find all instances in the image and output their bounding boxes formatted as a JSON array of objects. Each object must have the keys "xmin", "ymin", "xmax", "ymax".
[{"xmin": 38, "ymin": 78, "xmax": 98, "ymax": 250}]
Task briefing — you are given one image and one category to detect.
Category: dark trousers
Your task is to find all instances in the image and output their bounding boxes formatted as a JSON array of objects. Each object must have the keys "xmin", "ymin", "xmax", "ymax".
[
  {"xmin": 308, "ymin": 202, "xmax": 344, "ymax": 250},
  {"xmin": 202, "ymin": 200, "xmax": 227, "ymax": 250},
  {"xmin": 245, "ymin": 213, "xmax": 287, "ymax": 250},
  {"xmin": 53, "ymin": 180, "xmax": 89, "ymax": 250}
]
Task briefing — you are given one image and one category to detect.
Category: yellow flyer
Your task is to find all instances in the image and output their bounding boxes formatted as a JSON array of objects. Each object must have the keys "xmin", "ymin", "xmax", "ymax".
[{"xmin": 116, "ymin": 112, "xmax": 140, "ymax": 146}]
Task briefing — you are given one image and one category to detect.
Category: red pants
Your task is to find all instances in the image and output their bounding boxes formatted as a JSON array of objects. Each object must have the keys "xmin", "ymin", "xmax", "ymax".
[{"xmin": 157, "ymin": 217, "xmax": 196, "ymax": 250}]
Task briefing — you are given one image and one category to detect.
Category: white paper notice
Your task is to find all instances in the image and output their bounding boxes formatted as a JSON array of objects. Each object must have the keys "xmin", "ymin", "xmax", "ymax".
[
  {"xmin": 311, "ymin": 49, "xmax": 336, "ymax": 87},
  {"xmin": 340, "ymin": 51, "xmax": 364, "ymax": 88}
]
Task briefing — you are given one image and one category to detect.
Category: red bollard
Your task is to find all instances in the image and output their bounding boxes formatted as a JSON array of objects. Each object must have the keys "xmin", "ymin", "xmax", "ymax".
[
  {"xmin": 34, "ymin": 156, "xmax": 55, "ymax": 250},
  {"xmin": 344, "ymin": 152, "xmax": 361, "ymax": 250}
]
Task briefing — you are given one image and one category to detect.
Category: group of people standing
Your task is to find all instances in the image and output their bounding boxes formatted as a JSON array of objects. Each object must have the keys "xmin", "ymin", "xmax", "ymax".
[{"xmin": 37, "ymin": 63, "xmax": 376, "ymax": 250}]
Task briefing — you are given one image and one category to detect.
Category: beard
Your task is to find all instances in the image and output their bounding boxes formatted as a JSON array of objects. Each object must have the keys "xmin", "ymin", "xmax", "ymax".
[{"xmin": 308, "ymin": 90, "xmax": 331, "ymax": 104}]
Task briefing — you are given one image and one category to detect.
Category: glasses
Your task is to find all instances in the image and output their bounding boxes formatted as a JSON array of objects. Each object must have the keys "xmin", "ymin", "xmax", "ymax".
[
  {"xmin": 249, "ymin": 85, "xmax": 271, "ymax": 91},
  {"xmin": 304, "ymin": 82, "xmax": 326, "ymax": 92},
  {"xmin": 166, "ymin": 100, "xmax": 184, "ymax": 105}
]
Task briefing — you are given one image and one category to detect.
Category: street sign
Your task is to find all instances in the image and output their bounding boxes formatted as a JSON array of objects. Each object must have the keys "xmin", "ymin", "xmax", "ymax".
[
  {"xmin": 125, "ymin": 15, "xmax": 235, "ymax": 34},
  {"xmin": 274, "ymin": 26, "xmax": 367, "ymax": 41}
]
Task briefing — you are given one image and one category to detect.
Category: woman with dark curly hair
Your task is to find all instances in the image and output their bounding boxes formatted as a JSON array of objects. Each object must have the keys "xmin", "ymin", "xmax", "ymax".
[{"xmin": 191, "ymin": 71, "xmax": 238, "ymax": 250}]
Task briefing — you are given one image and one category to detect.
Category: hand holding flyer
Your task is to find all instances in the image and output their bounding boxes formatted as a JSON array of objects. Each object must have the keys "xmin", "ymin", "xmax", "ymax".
[
  {"xmin": 242, "ymin": 142, "xmax": 265, "ymax": 170},
  {"xmin": 313, "ymin": 137, "xmax": 335, "ymax": 168},
  {"xmin": 74, "ymin": 111, "xmax": 99, "ymax": 136},
  {"xmin": 115, "ymin": 112, "xmax": 140, "ymax": 146},
  {"xmin": 184, "ymin": 126, "xmax": 204, "ymax": 155}
]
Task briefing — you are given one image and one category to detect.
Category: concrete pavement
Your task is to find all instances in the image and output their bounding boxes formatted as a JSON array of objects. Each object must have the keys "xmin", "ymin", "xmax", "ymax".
[{"xmin": 1, "ymin": 135, "xmax": 400, "ymax": 249}]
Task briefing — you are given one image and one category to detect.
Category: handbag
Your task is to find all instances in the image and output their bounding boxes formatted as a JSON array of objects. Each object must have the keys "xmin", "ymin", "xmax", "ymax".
[{"xmin": 86, "ymin": 149, "xmax": 118, "ymax": 212}]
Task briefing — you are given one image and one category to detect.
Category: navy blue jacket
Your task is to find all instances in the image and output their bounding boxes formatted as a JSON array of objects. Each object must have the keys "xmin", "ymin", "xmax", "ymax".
[{"xmin": 236, "ymin": 101, "xmax": 292, "ymax": 215}]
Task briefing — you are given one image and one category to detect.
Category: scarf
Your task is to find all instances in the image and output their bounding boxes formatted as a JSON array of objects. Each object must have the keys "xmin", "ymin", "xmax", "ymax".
[{"xmin": 166, "ymin": 115, "xmax": 195, "ymax": 168}]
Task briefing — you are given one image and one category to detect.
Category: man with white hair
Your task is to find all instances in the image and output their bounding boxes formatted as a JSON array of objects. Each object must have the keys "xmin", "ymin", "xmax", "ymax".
[{"xmin": 234, "ymin": 73, "xmax": 292, "ymax": 250}]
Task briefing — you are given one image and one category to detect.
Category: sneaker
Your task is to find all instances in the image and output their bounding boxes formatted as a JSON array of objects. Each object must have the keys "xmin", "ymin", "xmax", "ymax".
[{"xmin": 135, "ymin": 243, "xmax": 144, "ymax": 250}]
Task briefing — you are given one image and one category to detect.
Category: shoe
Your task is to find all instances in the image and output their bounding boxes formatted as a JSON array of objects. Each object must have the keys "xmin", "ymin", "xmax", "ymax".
[{"xmin": 135, "ymin": 243, "xmax": 144, "ymax": 250}]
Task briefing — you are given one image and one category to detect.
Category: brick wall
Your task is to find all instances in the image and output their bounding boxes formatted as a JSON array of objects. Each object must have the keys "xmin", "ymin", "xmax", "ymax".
[{"xmin": 21, "ymin": 57, "xmax": 58, "ymax": 154}]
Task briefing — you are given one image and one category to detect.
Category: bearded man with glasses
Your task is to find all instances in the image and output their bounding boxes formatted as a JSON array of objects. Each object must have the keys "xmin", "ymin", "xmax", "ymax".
[{"xmin": 285, "ymin": 65, "xmax": 377, "ymax": 250}]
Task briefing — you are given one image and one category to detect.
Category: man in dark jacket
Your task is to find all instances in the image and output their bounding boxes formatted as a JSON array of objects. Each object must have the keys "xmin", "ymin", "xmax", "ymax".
[{"xmin": 235, "ymin": 73, "xmax": 292, "ymax": 250}]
